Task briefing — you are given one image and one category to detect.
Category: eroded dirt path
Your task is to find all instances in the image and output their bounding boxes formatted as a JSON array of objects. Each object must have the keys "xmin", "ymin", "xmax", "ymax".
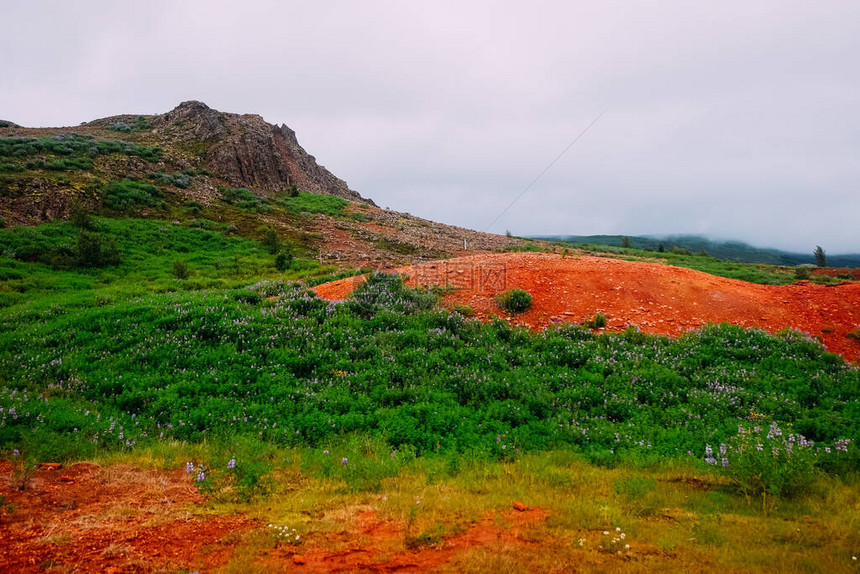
[{"xmin": 314, "ymin": 252, "xmax": 860, "ymax": 362}]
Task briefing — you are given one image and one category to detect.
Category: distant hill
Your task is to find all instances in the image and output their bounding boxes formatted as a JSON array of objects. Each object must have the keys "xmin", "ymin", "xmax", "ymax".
[{"xmin": 532, "ymin": 234, "xmax": 860, "ymax": 268}]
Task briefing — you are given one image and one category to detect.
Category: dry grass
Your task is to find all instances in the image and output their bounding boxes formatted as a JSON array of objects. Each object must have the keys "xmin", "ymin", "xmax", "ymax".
[{"xmin": 87, "ymin": 447, "xmax": 860, "ymax": 573}]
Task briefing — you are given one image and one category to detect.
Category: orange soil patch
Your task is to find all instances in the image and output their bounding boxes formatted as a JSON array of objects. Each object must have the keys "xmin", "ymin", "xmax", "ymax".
[
  {"xmin": 259, "ymin": 505, "xmax": 551, "ymax": 573},
  {"xmin": 313, "ymin": 252, "xmax": 860, "ymax": 362},
  {"xmin": 0, "ymin": 460, "xmax": 256, "ymax": 573}
]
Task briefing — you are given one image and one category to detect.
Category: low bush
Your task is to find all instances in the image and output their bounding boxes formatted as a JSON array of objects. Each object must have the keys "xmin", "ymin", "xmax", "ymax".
[
  {"xmin": 261, "ymin": 228, "xmax": 280, "ymax": 255},
  {"xmin": 173, "ymin": 260, "xmax": 190, "ymax": 279},
  {"xmin": 149, "ymin": 171, "xmax": 192, "ymax": 189},
  {"xmin": 75, "ymin": 231, "xmax": 120, "ymax": 268},
  {"xmin": 583, "ymin": 313, "xmax": 607, "ymax": 329},
  {"xmin": 221, "ymin": 187, "xmax": 267, "ymax": 212},
  {"xmin": 709, "ymin": 422, "xmax": 821, "ymax": 499},
  {"xmin": 102, "ymin": 180, "xmax": 164, "ymax": 211},
  {"xmin": 495, "ymin": 288, "xmax": 532, "ymax": 313},
  {"xmin": 275, "ymin": 251, "xmax": 293, "ymax": 271}
]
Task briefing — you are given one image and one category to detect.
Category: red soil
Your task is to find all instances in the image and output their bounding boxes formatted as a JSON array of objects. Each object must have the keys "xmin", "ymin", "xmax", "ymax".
[
  {"xmin": 262, "ymin": 506, "xmax": 550, "ymax": 572},
  {"xmin": 1, "ymin": 459, "xmax": 556, "ymax": 573},
  {"xmin": 0, "ymin": 460, "xmax": 256, "ymax": 573},
  {"xmin": 314, "ymin": 252, "xmax": 860, "ymax": 362}
]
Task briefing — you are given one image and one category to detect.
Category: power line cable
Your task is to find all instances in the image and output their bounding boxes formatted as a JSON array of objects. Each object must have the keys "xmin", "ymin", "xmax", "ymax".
[{"xmin": 482, "ymin": 108, "xmax": 608, "ymax": 233}]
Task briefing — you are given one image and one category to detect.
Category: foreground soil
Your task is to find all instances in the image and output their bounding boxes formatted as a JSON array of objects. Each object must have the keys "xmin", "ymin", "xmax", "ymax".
[
  {"xmin": 0, "ymin": 460, "xmax": 256, "ymax": 573},
  {"xmin": 314, "ymin": 252, "xmax": 860, "ymax": 362},
  {"xmin": 0, "ymin": 462, "xmax": 563, "ymax": 573}
]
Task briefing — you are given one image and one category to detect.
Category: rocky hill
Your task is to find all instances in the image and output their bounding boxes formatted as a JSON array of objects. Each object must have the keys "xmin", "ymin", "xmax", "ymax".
[
  {"xmin": 0, "ymin": 101, "xmax": 531, "ymax": 268},
  {"xmin": 0, "ymin": 101, "xmax": 369, "ymax": 221}
]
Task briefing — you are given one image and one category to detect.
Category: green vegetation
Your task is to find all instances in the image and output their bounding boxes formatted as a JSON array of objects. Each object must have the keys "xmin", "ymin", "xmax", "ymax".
[
  {"xmin": 102, "ymin": 179, "xmax": 164, "ymax": 211},
  {"xmin": 0, "ymin": 218, "xmax": 331, "ymax": 309},
  {"xmin": 815, "ymin": 245, "xmax": 827, "ymax": 267},
  {"xmin": 1, "ymin": 216, "xmax": 859, "ymax": 570},
  {"xmin": 565, "ymin": 242, "xmax": 842, "ymax": 286},
  {"xmin": 220, "ymin": 187, "xmax": 268, "ymax": 212},
  {"xmin": 583, "ymin": 312, "xmax": 607, "ymax": 329},
  {"xmin": 0, "ymin": 133, "xmax": 162, "ymax": 166},
  {"xmin": 544, "ymin": 234, "xmax": 860, "ymax": 268},
  {"xmin": 278, "ymin": 191, "xmax": 348, "ymax": 217},
  {"xmin": 107, "ymin": 116, "xmax": 151, "ymax": 133},
  {"xmin": 0, "ymin": 244, "xmax": 857, "ymax": 483},
  {"xmin": 495, "ymin": 288, "xmax": 533, "ymax": 313},
  {"xmin": 149, "ymin": 170, "xmax": 193, "ymax": 189}
]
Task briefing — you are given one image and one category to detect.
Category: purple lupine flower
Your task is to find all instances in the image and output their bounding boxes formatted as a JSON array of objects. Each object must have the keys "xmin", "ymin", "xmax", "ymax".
[
  {"xmin": 341, "ymin": 457, "xmax": 348, "ymax": 466},
  {"xmin": 227, "ymin": 458, "xmax": 236, "ymax": 470},
  {"xmin": 196, "ymin": 470, "xmax": 206, "ymax": 482},
  {"xmin": 719, "ymin": 444, "xmax": 727, "ymax": 457},
  {"xmin": 12, "ymin": 449, "xmax": 20, "ymax": 457},
  {"xmin": 721, "ymin": 458, "xmax": 729, "ymax": 467},
  {"xmin": 756, "ymin": 443, "xmax": 764, "ymax": 451},
  {"xmin": 186, "ymin": 461, "xmax": 194, "ymax": 473}
]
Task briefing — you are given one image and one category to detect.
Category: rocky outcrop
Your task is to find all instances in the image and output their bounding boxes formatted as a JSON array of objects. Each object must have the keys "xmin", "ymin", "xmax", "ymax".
[{"xmin": 156, "ymin": 101, "xmax": 372, "ymax": 204}]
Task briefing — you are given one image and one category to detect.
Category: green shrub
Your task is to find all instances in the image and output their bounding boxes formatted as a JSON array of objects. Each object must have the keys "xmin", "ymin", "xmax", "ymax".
[
  {"xmin": 76, "ymin": 231, "xmax": 120, "ymax": 268},
  {"xmin": 173, "ymin": 260, "xmax": 190, "ymax": 279},
  {"xmin": 191, "ymin": 454, "xmax": 273, "ymax": 503},
  {"xmin": 453, "ymin": 304, "xmax": 475, "ymax": 317},
  {"xmin": 221, "ymin": 187, "xmax": 266, "ymax": 211},
  {"xmin": 102, "ymin": 180, "xmax": 163, "ymax": 211},
  {"xmin": 495, "ymin": 288, "xmax": 532, "ymax": 314},
  {"xmin": 712, "ymin": 423, "xmax": 820, "ymax": 499},
  {"xmin": 184, "ymin": 200, "xmax": 203, "ymax": 213},
  {"xmin": 149, "ymin": 171, "xmax": 192, "ymax": 189},
  {"xmin": 275, "ymin": 251, "xmax": 293, "ymax": 271},
  {"xmin": 349, "ymin": 272, "xmax": 437, "ymax": 317},
  {"xmin": 583, "ymin": 313, "xmax": 607, "ymax": 329},
  {"xmin": 261, "ymin": 228, "xmax": 280, "ymax": 255}
]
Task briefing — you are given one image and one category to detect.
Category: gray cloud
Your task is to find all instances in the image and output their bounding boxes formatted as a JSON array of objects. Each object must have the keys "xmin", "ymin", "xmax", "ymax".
[{"xmin": 2, "ymin": 0, "xmax": 858, "ymax": 252}]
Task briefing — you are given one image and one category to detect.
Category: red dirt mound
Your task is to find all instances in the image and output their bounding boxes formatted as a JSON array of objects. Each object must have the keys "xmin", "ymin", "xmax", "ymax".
[{"xmin": 313, "ymin": 252, "xmax": 860, "ymax": 362}]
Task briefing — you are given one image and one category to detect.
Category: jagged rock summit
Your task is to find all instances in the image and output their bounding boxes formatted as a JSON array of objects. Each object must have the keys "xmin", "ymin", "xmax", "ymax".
[{"xmin": 153, "ymin": 101, "xmax": 370, "ymax": 204}]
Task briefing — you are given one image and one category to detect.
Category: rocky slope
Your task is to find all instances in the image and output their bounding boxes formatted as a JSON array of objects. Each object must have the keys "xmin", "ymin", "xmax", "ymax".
[
  {"xmin": 94, "ymin": 100, "xmax": 370, "ymax": 203},
  {"xmin": 0, "ymin": 101, "xmax": 534, "ymax": 267}
]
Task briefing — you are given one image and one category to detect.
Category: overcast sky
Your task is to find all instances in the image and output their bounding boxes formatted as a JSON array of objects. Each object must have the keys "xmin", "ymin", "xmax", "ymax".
[{"xmin": 3, "ymin": 1, "xmax": 858, "ymax": 252}]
